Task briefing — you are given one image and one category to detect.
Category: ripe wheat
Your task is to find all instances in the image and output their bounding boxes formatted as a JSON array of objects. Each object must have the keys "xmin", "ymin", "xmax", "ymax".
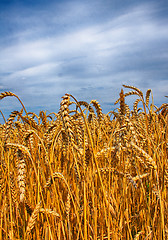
[{"xmin": 0, "ymin": 86, "xmax": 167, "ymax": 239}]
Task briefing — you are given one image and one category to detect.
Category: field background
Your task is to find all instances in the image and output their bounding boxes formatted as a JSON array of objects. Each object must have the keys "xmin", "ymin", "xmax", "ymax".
[{"xmin": 0, "ymin": 85, "xmax": 167, "ymax": 240}]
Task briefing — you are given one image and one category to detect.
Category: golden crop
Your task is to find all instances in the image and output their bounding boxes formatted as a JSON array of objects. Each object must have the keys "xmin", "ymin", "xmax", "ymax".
[{"xmin": 0, "ymin": 85, "xmax": 167, "ymax": 239}]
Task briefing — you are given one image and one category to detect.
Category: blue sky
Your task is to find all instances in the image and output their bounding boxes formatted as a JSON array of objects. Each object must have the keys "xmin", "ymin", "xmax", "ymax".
[{"xmin": 0, "ymin": 0, "xmax": 168, "ymax": 122}]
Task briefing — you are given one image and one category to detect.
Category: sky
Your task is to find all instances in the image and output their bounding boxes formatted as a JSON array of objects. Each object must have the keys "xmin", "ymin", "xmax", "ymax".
[{"xmin": 0, "ymin": 0, "xmax": 168, "ymax": 122}]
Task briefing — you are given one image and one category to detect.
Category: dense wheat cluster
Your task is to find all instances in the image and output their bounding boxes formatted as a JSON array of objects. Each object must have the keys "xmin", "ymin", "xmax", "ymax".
[{"xmin": 0, "ymin": 85, "xmax": 167, "ymax": 240}]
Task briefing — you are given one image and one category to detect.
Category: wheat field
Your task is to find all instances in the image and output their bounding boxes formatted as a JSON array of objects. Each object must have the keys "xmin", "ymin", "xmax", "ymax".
[{"xmin": 0, "ymin": 85, "xmax": 167, "ymax": 240}]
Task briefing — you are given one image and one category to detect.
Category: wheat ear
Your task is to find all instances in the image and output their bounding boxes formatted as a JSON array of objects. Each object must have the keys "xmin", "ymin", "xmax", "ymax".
[
  {"xmin": 0, "ymin": 91, "xmax": 27, "ymax": 115},
  {"xmin": 90, "ymin": 100, "xmax": 103, "ymax": 122},
  {"xmin": 60, "ymin": 94, "xmax": 74, "ymax": 142},
  {"xmin": 17, "ymin": 149, "xmax": 26, "ymax": 203},
  {"xmin": 145, "ymin": 89, "xmax": 151, "ymax": 107},
  {"xmin": 123, "ymin": 84, "xmax": 143, "ymax": 98},
  {"xmin": 25, "ymin": 201, "xmax": 41, "ymax": 237}
]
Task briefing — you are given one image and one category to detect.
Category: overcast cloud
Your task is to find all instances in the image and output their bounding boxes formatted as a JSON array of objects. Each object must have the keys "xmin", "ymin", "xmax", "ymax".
[{"xmin": 0, "ymin": 0, "xmax": 168, "ymax": 122}]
